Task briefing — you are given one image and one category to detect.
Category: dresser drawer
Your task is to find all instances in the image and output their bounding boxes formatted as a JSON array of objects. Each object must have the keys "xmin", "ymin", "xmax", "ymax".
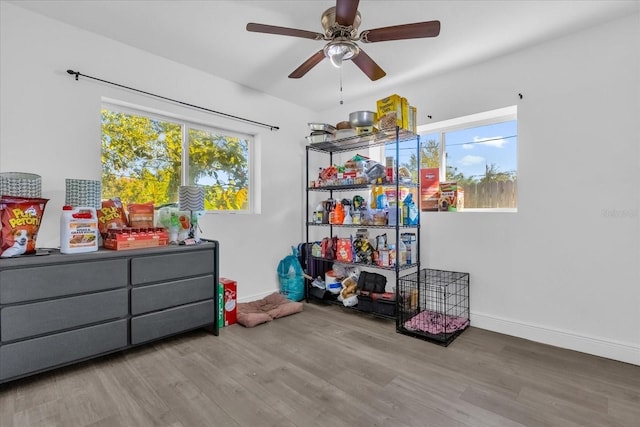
[
  {"xmin": 131, "ymin": 250, "xmax": 214, "ymax": 285},
  {"xmin": 131, "ymin": 275, "xmax": 214, "ymax": 315},
  {"xmin": 0, "ymin": 319, "xmax": 127, "ymax": 381},
  {"xmin": 0, "ymin": 259, "xmax": 128, "ymax": 303},
  {"xmin": 131, "ymin": 300, "xmax": 214, "ymax": 345},
  {"xmin": 1, "ymin": 288, "xmax": 128, "ymax": 342}
]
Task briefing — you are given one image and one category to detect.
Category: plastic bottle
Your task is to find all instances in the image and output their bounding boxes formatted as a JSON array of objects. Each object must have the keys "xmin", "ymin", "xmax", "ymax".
[
  {"xmin": 332, "ymin": 203, "xmax": 345, "ymax": 224},
  {"xmin": 313, "ymin": 203, "xmax": 324, "ymax": 224},
  {"xmin": 342, "ymin": 208, "xmax": 353, "ymax": 224},
  {"xmin": 60, "ymin": 206, "xmax": 99, "ymax": 254}
]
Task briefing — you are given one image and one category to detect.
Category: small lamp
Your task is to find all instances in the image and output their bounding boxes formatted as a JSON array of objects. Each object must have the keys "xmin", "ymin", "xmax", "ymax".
[
  {"xmin": 178, "ymin": 185, "xmax": 205, "ymax": 243},
  {"xmin": 323, "ymin": 38, "xmax": 360, "ymax": 68},
  {"xmin": 65, "ymin": 178, "xmax": 102, "ymax": 209}
]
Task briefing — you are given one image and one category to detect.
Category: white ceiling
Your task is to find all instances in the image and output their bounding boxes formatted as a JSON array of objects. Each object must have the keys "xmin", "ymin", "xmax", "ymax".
[{"xmin": 8, "ymin": 0, "xmax": 639, "ymax": 112}]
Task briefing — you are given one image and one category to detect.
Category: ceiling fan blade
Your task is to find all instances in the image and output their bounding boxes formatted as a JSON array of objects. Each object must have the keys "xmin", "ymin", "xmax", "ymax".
[
  {"xmin": 335, "ymin": 0, "xmax": 360, "ymax": 26},
  {"xmin": 289, "ymin": 50, "xmax": 326, "ymax": 79},
  {"xmin": 361, "ymin": 20, "xmax": 441, "ymax": 43},
  {"xmin": 246, "ymin": 23, "xmax": 324, "ymax": 40},
  {"xmin": 352, "ymin": 49, "xmax": 386, "ymax": 81}
]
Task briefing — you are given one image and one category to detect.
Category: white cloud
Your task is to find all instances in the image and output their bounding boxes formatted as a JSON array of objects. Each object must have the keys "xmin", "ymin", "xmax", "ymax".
[
  {"xmin": 473, "ymin": 135, "xmax": 507, "ymax": 148},
  {"xmin": 458, "ymin": 155, "xmax": 485, "ymax": 166}
]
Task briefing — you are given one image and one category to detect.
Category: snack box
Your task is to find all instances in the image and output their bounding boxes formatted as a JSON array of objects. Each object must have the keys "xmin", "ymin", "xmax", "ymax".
[
  {"xmin": 420, "ymin": 168, "xmax": 440, "ymax": 211},
  {"xmin": 220, "ymin": 277, "xmax": 237, "ymax": 326},
  {"xmin": 438, "ymin": 181, "xmax": 464, "ymax": 212},
  {"xmin": 103, "ymin": 227, "xmax": 169, "ymax": 250}
]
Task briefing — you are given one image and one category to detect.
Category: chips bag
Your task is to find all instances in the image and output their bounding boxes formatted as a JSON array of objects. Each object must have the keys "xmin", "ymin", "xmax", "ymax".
[
  {"xmin": 97, "ymin": 197, "xmax": 128, "ymax": 236},
  {"xmin": 0, "ymin": 196, "xmax": 49, "ymax": 258}
]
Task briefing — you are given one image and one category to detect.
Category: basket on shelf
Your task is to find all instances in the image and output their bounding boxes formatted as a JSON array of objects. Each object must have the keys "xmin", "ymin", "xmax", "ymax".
[{"xmin": 0, "ymin": 172, "xmax": 42, "ymax": 198}]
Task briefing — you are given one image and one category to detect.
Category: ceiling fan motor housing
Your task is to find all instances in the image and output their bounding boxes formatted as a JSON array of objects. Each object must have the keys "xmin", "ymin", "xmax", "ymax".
[{"xmin": 321, "ymin": 7, "xmax": 361, "ymax": 39}]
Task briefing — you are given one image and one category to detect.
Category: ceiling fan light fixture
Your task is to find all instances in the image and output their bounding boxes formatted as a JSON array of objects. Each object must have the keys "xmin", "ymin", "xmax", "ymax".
[{"xmin": 323, "ymin": 39, "xmax": 360, "ymax": 68}]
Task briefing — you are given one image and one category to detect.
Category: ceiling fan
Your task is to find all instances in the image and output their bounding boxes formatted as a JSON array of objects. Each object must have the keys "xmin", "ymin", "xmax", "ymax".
[{"xmin": 246, "ymin": 0, "xmax": 440, "ymax": 81}]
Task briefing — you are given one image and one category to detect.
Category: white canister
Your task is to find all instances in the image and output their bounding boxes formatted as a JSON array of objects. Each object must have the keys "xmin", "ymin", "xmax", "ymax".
[{"xmin": 325, "ymin": 270, "xmax": 342, "ymax": 294}]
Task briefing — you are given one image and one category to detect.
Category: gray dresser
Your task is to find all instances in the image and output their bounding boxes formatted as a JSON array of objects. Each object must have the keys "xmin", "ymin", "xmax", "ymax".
[{"xmin": 0, "ymin": 241, "xmax": 219, "ymax": 384}]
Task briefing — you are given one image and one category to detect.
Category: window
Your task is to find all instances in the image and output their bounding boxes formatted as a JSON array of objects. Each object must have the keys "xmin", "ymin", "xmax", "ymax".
[
  {"xmin": 101, "ymin": 103, "xmax": 252, "ymax": 212},
  {"xmin": 416, "ymin": 106, "xmax": 518, "ymax": 211}
]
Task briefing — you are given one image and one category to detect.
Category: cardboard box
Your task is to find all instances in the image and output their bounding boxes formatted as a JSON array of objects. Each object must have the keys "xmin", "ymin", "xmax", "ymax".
[
  {"xmin": 401, "ymin": 97, "xmax": 409, "ymax": 131},
  {"xmin": 438, "ymin": 182, "xmax": 464, "ymax": 211},
  {"xmin": 220, "ymin": 277, "xmax": 237, "ymax": 326},
  {"xmin": 401, "ymin": 232, "xmax": 417, "ymax": 265},
  {"xmin": 103, "ymin": 228, "xmax": 169, "ymax": 250},
  {"xmin": 409, "ymin": 106, "xmax": 417, "ymax": 134},
  {"xmin": 376, "ymin": 94, "xmax": 403, "ymax": 129},
  {"xmin": 420, "ymin": 168, "xmax": 440, "ymax": 211}
]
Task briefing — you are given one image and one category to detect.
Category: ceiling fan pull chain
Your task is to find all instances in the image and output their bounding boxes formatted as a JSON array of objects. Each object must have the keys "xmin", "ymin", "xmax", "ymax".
[{"xmin": 339, "ymin": 66, "xmax": 344, "ymax": 105}]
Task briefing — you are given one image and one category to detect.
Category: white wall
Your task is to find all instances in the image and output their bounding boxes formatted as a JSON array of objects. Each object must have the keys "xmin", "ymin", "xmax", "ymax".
[
  {"xmin": 321, "ymin": 13, "xmax": 640, "ymax": 365},
  {"xmin": 0, "ymin": 3, "xmax": 312, "ymax": 301}
]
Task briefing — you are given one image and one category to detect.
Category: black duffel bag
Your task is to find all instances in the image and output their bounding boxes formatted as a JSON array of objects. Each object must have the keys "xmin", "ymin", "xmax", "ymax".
[{"xmin": 357, "ymin": 271, "xmax": 387, "ymax": 293}]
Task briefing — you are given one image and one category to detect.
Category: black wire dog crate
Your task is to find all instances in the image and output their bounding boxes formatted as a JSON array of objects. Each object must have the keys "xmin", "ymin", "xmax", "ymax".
[{"xmin": 397, "ymin": 269, "xmax": 470, "ymax": 346}]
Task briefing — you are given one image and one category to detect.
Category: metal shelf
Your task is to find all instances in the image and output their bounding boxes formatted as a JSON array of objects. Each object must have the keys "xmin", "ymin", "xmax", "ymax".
[
  {"xmin": 304, "ymin": 126, "xmax": 421, "ymax": 322},
  {"xmin": 308, "ymin": 182, "xmax": 418, "ymax": 192},
  {"xmin": 306, "ymin": 222, "xmax": 419, "ymax": 230},
  {"xmin": 307, "ymin": 128, "xmax": 418, "ymax": 153},
  {"xmin": 309, "ymin": 256, "xmax": 419, "ymax": 272}
]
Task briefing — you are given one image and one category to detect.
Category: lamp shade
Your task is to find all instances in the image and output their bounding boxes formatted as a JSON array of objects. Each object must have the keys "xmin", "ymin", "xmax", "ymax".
[
  {"xmin": 178, "ymin": 185, "xmax": 205, "ymax": 211},
  {"xmin": 65, "ymin": 178, "xmax": 101, "ymax": 209},
  {"xmin": 0, "ymin": 172, "xmax": 42, "ymax": 198}
]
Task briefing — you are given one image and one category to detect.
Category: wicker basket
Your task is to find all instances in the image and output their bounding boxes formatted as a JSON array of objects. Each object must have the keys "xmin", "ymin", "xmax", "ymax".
[{"xmin": 0, "ymin": 172, "xmax": 42, "ymax": 198}]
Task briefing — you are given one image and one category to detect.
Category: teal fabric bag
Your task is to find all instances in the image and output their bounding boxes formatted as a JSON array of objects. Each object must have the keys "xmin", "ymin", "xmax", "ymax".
[{"xmin": 277, "ymin": 246, "xmax": 305, "ymax": 301}]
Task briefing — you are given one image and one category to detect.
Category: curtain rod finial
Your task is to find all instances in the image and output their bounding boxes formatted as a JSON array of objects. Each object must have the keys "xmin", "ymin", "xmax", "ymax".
[{"xmin": 67, "ymin": 69, "xmax": 80, "ymax": 80}]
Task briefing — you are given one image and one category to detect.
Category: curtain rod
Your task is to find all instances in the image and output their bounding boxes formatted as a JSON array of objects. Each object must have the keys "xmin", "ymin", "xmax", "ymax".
[{"xmin": 66, "ymin": 69, "xmax": 279, "ymax": 131}]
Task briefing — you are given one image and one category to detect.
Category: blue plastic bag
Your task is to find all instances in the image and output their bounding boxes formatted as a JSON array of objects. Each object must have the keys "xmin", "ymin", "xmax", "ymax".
[{"xmin": 277, "ymin": 246, "xmax": 305, "ymax": 301}]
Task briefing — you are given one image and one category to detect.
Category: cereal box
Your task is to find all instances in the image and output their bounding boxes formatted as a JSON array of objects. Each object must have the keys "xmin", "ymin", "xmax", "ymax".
[
  {"xmin": 377, "ymin": 94, "xmax": 403, "ymax": 129},
  {"xmin": 401, "ymin": 97, "xmax": 409, "ymax": 130}
]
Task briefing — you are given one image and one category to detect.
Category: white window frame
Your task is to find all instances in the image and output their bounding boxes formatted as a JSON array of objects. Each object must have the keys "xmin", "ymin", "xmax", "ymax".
[
  {"xmin": 101, "ymin": 98, "xmax": 256, "ymax": 214},
  {"xmin": 418, "ymin": 105, "xmax": 518, "ymax": 213}
]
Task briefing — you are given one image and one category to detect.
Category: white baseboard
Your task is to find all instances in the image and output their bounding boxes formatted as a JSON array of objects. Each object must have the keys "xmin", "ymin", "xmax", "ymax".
[
  {"xmin": 471, "ymin": 311, "xmax": 640, "ymax": 366},
  {"xmin": 238, "ymin": 289, "xmax": 280, "ymax": 303}
]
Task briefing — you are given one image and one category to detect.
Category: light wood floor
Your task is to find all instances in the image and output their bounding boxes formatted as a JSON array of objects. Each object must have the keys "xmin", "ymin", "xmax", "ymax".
[{"xmin": 1, "ymin": 302, "xmax": 638, "ymax": 427}]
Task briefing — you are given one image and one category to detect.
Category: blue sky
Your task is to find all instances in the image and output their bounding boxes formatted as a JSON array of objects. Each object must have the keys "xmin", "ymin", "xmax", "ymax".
[{"xmin": 415, "ymin": 120, "xmax": 517, "ymax": 180}]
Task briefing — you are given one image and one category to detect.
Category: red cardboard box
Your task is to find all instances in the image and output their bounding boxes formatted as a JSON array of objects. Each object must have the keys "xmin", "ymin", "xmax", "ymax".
[
  {"xmin": 103, "ymin": 227, "xmax": 169, "ymax": 250},
  {"xmin": 220, "ymin": 277, "xmax": 237, "ymax": 326},
  {"xmin": 420, "ymin": 168, "xmax": 440, "ymax": 211}
]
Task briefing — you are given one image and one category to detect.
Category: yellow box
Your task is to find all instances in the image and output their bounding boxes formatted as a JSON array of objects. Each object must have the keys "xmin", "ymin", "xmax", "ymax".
[
  {"xmin": 401, "ymin": 97, "xmax": 409, "ymax": 130},
  {"xmin": 377, "ymin": 94, "xmax": 403, "ymax": 129},
  {"xmin": 408, "ymin": 106, "xmax": 415, "ymax": 134}
]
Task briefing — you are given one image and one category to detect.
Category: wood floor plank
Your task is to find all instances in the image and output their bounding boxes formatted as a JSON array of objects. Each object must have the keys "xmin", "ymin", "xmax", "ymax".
[{"xmin": 1, "ymin": 302, "xmax": 638, "ymax": 427}]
